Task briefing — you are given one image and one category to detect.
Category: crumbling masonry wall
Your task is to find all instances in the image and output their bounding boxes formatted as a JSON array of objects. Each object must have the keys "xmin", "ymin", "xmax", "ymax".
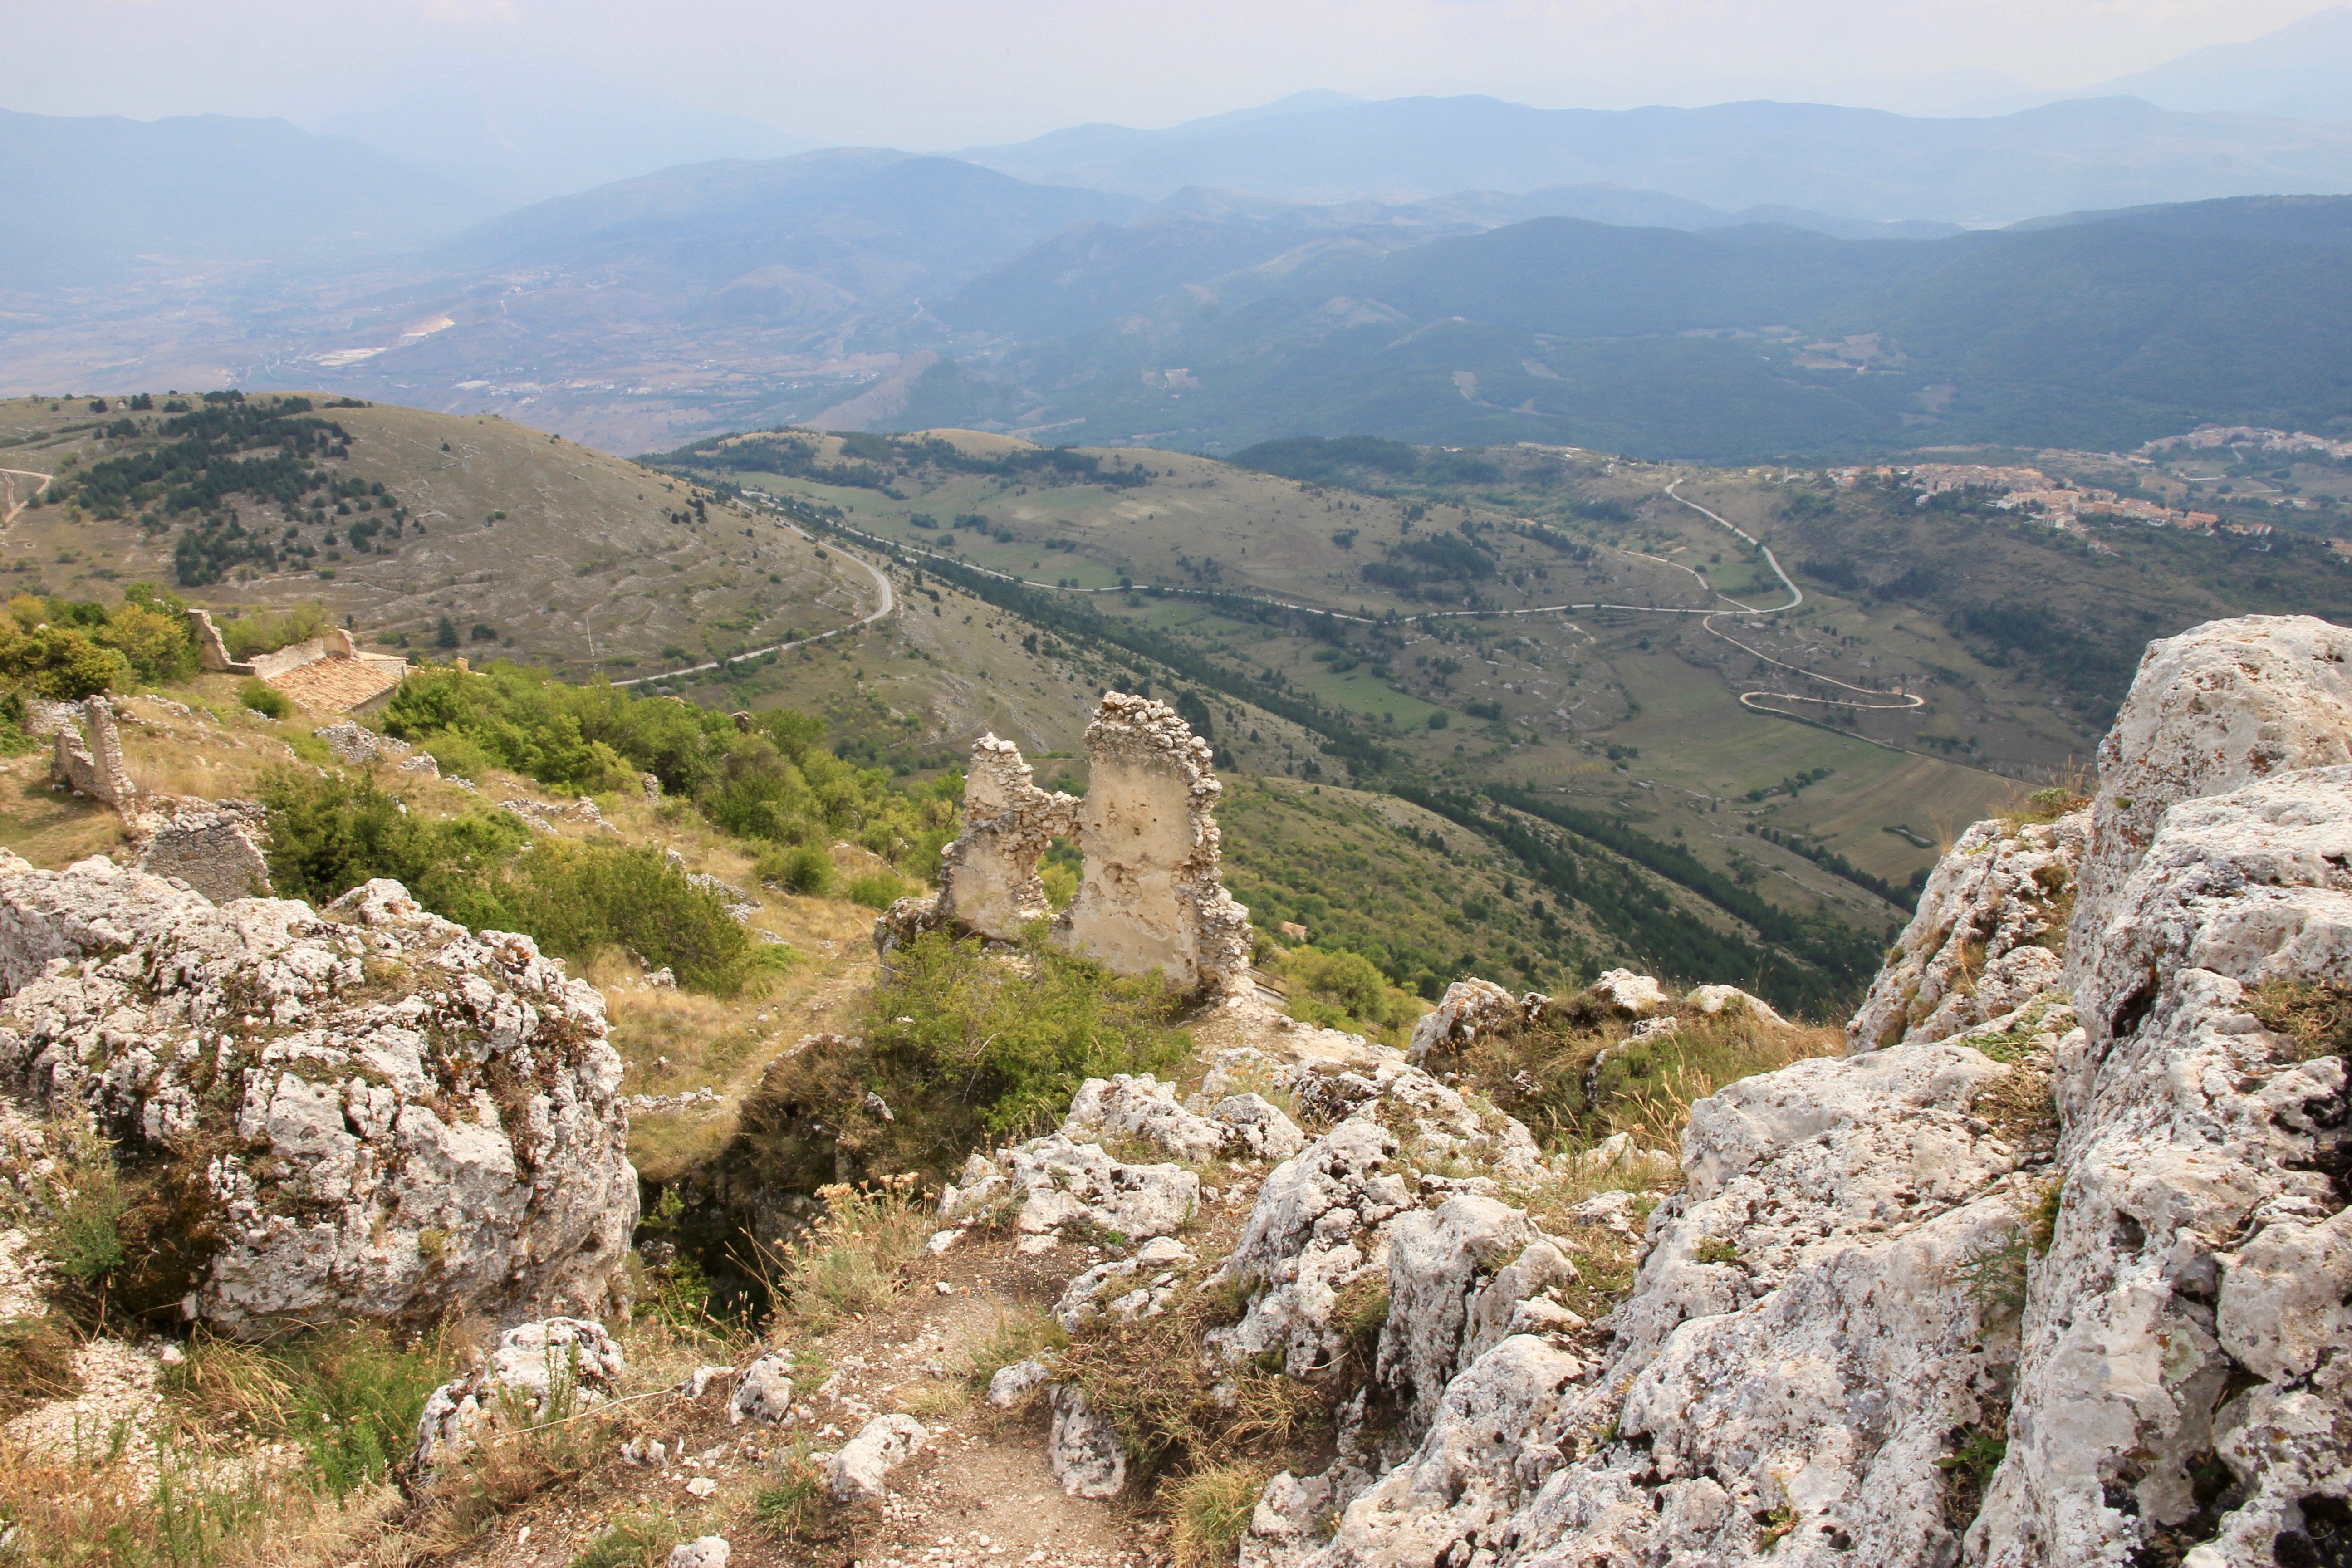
[
  {"xmin": 1059, "ymin": 693, "xmax": 1251, "ymax": 991},
  {"xmin": 50, "ymin": 696, "xmax": 135, "ymax": 805},
  {"xmin": 891, "ymin": 694, "xmax": 1253, "ymax": 994},
  {"xmin": 936, "ymin": 736, "xmax": 1081, "ymax": 936}
]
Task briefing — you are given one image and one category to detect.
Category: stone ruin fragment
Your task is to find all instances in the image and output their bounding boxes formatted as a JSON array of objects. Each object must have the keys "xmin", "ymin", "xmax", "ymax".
[
  {"xmin": 49, "ymin": 695, "xmax": 135, "ymax": 805},
  {"xmin": 878, "ymin": 692, "xmax": 1253, "ymax": 994}
]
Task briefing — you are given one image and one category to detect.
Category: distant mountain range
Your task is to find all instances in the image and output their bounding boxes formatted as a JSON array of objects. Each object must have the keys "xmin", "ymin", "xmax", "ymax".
[
  {"xmin": 0, "ymin": 108, "xmax": 490, "ymax": 286},
  {"xmin": 2078, "ymin": 6, "xmax": 2352, "ymax": 122},
  {"xmin": 316, "ymin": 58, "xmax": 816, "ymax": 207},
  {"xmin": 912, "ymin": 194, "xmax": 2352, "ymax": 461},
  {"xmin": 954, "ymin": 94, "xmax": 2352, "ymax": 222},
  {"xmin": 7, "ymin": 27, "xmax": 2352, "ymax": 461}
]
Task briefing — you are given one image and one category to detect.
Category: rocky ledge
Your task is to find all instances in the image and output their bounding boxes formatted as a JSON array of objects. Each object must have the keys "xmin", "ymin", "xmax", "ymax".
[
  {"xmin": 0, "ymin": 862, "xmax": 637, "ymax": 1337},
  {"xmin": 965, "ymin": 614, "xmax": 2352, "ymax": 1568}
]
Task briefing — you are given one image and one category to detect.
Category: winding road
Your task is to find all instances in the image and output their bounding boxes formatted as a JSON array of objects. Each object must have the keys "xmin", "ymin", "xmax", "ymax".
[
  {"xmin": 636, "ymin": 480, "xmax": 1919, "ymax": 733},
  {"xmin": 611, "ymin": 512, "xmax": 894, "ymax": 689},
  {"xmin": 1661, "ymin": 481, "xmax": 1925, "ymax": 720}
]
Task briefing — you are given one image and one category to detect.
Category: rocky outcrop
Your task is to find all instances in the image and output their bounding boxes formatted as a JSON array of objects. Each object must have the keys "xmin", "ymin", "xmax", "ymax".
[
  {"xmin": 0, "ymin": 861, "xmax": 636, "ymax": 1337},
  {"xmin": 880, "ymin": 693, "xmax": 1253, "ymax": 994},
  {"xmin": 1006, "ymin": 613, "xmax": 2352, "ymax": 1568},
  {"xmin": 2068, "ymin": 613, "xmax": 2352, "ymax": 975},
  {"xmin": 935, "ymin": 1134, "xmax": 1199, "ymax": 1242},
  {"xmin": 1848, "ymin": 809, "xmax": 2086, "ymax": 1051},
  {"xmin": 1063, "ymin": 1072, "xmax": 1304, "ymax": 1164}
]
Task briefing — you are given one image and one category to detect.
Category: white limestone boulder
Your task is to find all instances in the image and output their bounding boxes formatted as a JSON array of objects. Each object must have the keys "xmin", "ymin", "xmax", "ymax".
[
  {"xmin": 1406, "ymin": 977, "xmax": 1530, "ymax": 1063},
  {"xmin": 1049, "ymin": 1384, "xmax": 1127, "ymax": 1499},
  {"xmin": 731, "ymin": 1350, "xmax": 795, "ymax": 1424},
  {"xmin": 1847, "ymin": 810, "xmax": 2086, "ymax": 1052},
  {"xmin": 1582, "ymin": 968, "xmax": 1674, "ymax": 1018},
  {"xmin": 0, "ymin": 860, "xmax": 635, "ymax": 1338},
  {"xmin": 828, "ymin": 1413, "xmax": 926, "ymax": 1501},
  {"xmin": 2069, "ymin": 613, "xmax": 2352, "ymax": 968}
]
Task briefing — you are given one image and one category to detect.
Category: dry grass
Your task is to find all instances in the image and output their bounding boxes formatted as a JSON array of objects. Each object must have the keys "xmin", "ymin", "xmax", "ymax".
[
  {"xmin": 1446, "ymin": 1005, "xmax": 1844, "ymax": 1155},
  {"xmin": 1166, "ymin": 1461, "xmax": 1282, "ymax": 1568},
  {"xmin": 764, "ymin": 1174, "xmax": 931, "ymax": 1331},
  {"xmin": 946, "ymin": 1304, "xmax": 1068, "ymax": 1396},
  {"xmin": 1056, "ymin": 1276, "xmax": 1335, "ymax": 1495},
  {"xmin": 2249, "ymin": 978, "xmax": 2352, "ymax": 1063}
]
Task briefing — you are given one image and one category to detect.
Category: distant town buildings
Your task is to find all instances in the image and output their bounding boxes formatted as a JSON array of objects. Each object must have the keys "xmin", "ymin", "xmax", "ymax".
[
  {"xmin": 2139, "ymin": 425, "xmax": 2352, "ymax": 461},
  {"xmin": 1822, "ymin": 455, "xmax": 2296, "ymax": 540}
]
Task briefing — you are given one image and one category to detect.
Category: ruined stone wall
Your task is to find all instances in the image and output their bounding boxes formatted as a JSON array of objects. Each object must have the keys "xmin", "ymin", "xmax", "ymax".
[
  {"xmin": 935, "ymin": 736, "xmax": 1080, "ymax": 938},
  {"xmin": 50, "ymin": 697, "xmax": 134, "ymax": 805},
  {"xmin": 892, "ymin": 693, "xmax": 1252, "ymax": 994},
  {"xmin": 1059, "ymin": 693, "xmax": 1251, "ymax": 993},
  {"xmin": 136, "ymin": 802, "xmax": 272, "ymax": 904},
  {"xmin": 185, "ymin": 608, "xmax": 257, "ymax": 676}
]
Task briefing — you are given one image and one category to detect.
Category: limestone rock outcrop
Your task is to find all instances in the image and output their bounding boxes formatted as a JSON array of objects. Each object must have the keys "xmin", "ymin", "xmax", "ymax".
[
  {"xmin": 0, "ymin": 860, "xmax": 636, "ymax": 1337},
  {"xmin": 1848, "ymin": 809, "xmax": 2087, "ymax": 1051},
  {"xmin": 879, "ymin": 693, "xmax": 1252, "ymax": 994},
  {"xmin": 980, "ymin": 613, "xmax": 2352, "ymax": 1568},
  {"xmin": 1062, "ymin": 1072, "xmax": 1304, "ymax": 1164},
  {"xmin": 2069, "ymin": 613, "xmax": 2352, "ymax": 975},
  {"xmin": 935, "ymin": 1133, "xmax": 1199, "ymax": 1241}
]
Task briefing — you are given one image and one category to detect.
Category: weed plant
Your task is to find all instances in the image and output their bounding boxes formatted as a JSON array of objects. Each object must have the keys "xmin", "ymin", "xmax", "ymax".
[
  {"xmin": 767, "ymin": 1173, "xmax": 930, "ymax": 1329},
  {"xmin": 735, "ymin": 925, "xmax": 1190, "ymax": 1187}
]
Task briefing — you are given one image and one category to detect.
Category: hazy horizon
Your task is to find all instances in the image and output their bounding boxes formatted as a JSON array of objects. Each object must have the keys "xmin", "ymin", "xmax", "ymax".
[{"xmin": 5, "ymin": 0, "xmax": 2342, "ymax": 153}]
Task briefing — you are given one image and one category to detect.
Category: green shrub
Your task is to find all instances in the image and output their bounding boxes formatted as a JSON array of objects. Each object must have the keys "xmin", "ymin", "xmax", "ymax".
[
  {"xmin": 259, "ymin": 768, "xmax": 531, "ymax": 919},
  {"xmin": 734, "ymin": 926, "xmax": 1190, "ymax": 1188},
  {"xmin": 381, "ymin": 663, "xmax": 962, "ymax": 878},
  {"xmin": 843, "ymin": 870, "xmax": 910, "ymax": 909},
  {"xmin": 259, "ymin": 770, "xmax": 784, "ymax": 995},
  {"xmin": 0, "ymin": 622, "xmax": 129, "ymax": 698},
  {"xmin": 238, "ymin": 678, "xmax": 292, "ymax": 719},
  {"xmin": 497, "ymin": 839, "xmax": 785, "ymax": 996},
  {"xmin": 215, "ymin": 601, "xmax": 328, "ymax": 661},
  {"xmin": 45, "ymin": 1156, "xmax": 129, "ymax": 1288},
  {"xmin": 0, "ymin": 690, "xmax": 40, "ymax": 756},
  {"xmin": 760, "ymin": 843, "xmax": 833, "ymax": 896},
  {"xmin": 1277, "ymin": 946, "xmax": 1417, "ymax": 1040}
]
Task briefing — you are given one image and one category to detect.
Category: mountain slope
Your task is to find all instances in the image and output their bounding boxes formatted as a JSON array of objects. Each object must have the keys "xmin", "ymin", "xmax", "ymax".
[
  {"xmin": 2083, "ymin": 6, "xmax": 2352, "ymax": 122},
  {"xmin": 909, "ymin": 196, "xmax": 2352, "ymax": 458},
  {"xmin": 0, "ymin": 108, "xmax": 491, "ymax": 286}
]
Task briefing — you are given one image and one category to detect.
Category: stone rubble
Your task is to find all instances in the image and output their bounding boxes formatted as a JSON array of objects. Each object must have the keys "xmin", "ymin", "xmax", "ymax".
[{"xmin": 413, "ymin": 1317, "xmax": 628, "ymax": 1468}]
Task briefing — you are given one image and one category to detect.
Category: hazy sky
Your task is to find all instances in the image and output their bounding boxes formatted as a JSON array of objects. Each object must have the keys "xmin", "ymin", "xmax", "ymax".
[{"xmin": 4, "ymin": 0, "xmax": 2330, "ymax": 146}]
